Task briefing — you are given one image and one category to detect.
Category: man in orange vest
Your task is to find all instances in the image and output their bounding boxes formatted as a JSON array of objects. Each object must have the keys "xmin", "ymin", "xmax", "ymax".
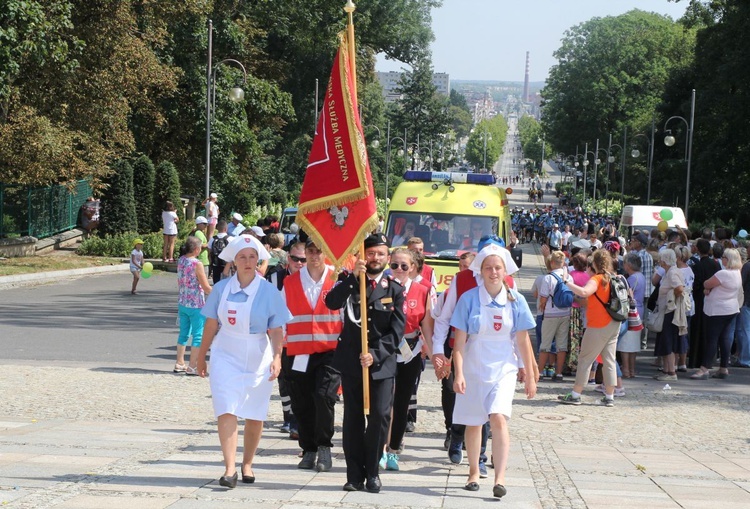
[
  {"xmin": 282, "ymin": 239, "xmax": 343, "ymax": 473},
  {"xmin": 267, "ymin": 241, "xmax": 307, "ymax": 439}
]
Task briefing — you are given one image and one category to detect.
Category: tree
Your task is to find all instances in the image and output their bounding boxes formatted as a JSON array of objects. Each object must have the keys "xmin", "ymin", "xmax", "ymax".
[
  {"xmin": 541, "ymin": 9, "xmax": 694, "ymax": 204},
  {"xmin": 101, "ymin": 160, "xmax": 136, "ymax": 235},
  {"xmin": 448, "ymin": 105, "xmax": 473, "ymax": 140},
  {"xmin": 132, "ymin": 155, "xmax": 155, "ymax": 233},
  {"xmin": 465, "ymin": 116, "xmax": 508, "ymax": 170},
  {"xmin": 652, "ymin": 0, "xmax": 750, "ymax": 223},
  {"xmin": 391, "ymin": 55, "xmax": 450, "ymax": 169},
  {"xmin": 153, "ymin": 161, "xmax": 182, "ymax": 231}
]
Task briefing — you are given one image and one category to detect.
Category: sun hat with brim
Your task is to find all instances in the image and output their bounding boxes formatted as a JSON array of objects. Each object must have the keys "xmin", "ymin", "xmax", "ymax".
[
  {"xmin": 232, "ymin": 212, "xmax": 243, "ymax": 221},
  {"xmin": 469, "ymin": 244, "xmax": 519, "ymax": 276},
  {"xmin": 219, "ymin": 234, "xmax": 271, "ymax": 263},
  {"xmin": 195, "ymin": 216, "xmax": 208, "ymax": 225},
  {"xmin": 133, "ymin": 238, "xmax": 144, "ymax": 246}
]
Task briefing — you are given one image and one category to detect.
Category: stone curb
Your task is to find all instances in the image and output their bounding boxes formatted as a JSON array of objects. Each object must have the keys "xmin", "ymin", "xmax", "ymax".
[{"xmin": 0, "ymin": 263, "xmax": 130, "ymax": 289}]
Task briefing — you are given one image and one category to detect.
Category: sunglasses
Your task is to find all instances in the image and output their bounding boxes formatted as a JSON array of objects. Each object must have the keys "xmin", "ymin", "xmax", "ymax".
[
  {"xmin": 390, "ymin": 262, "xmax": 410, "ymax": 271},
  {"xmin": 290, "ymin": 255, "xmax": 307, "ymax": 263}
]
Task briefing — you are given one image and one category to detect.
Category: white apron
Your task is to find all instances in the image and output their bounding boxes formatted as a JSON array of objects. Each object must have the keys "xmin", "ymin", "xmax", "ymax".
[
  {"xmin": 453, "ymin": 286, "xmax": 518, "ymax": 425},
  {"xmin": 209, "ymin": 276, "xmax": 273, "ymax": 420}
]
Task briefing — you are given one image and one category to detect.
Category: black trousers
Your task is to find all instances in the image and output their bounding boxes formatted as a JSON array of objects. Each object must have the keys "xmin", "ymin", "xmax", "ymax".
[
  {"xmin": 279, "ymin": 350, "xmax": 297, "ymax": 429},
  {"xmin": 286, "ymin": 351, "xmax": 340, "ymax": 452},
  {"xmin": 341, "ymin": 374, "xmax": 394, "ymax": 483},
  {"xmin": 407, "ymin": 357, "xmax": 425, "ymax": 423},
  {"xmin": 389, "ymin": 354, "xmax": 424, "ymax": 451}
]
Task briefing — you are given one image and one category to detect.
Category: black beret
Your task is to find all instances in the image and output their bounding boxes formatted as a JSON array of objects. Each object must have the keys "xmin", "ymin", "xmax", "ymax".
[{"xmin": 364, "ymin": 233, "xmax": 390, "ymax": 249}]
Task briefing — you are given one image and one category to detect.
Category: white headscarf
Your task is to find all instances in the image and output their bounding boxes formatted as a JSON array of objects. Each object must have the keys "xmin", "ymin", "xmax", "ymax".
[
  {"xmin": 219, "ymin": 234, "xmax": 271, "ymax": 262},
  {"xmin": 468, "ymin": 244, "xmax": 519, "ymax": 276}
]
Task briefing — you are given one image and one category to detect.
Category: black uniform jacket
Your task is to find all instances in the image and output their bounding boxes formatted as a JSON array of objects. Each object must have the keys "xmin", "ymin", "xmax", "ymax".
[{"xmin": 325, "ymin": 271, "xmax": 405, "ymax": 380}]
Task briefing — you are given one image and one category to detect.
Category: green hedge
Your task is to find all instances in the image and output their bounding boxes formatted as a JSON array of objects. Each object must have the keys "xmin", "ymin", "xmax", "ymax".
[{"xmin": 76, "ymin": 219, "xmax": 207, "ymax": 258}]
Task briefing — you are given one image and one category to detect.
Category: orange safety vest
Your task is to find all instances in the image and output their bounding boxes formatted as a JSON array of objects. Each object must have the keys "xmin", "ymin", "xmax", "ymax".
[{"xmin": 284, "ymin": 270, "xmax": 342, "ymax": 356}]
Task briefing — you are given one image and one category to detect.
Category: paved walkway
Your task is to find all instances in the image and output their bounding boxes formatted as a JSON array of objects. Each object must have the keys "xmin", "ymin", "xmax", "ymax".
[{"xmin": 3, "ymin": 239, "xmax": 750, "ymax": 508}]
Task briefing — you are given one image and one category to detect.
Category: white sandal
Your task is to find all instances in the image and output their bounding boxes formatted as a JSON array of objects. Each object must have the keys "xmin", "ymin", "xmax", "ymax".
[{"xmin": 173, "ymin": 363, "xmax": 187, "ymax": 373}]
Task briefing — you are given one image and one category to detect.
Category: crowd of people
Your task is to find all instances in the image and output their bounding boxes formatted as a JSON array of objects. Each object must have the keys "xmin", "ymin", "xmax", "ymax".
[
  {"xmin": 161, "ymin": 192, "xmax": 541, "ymax": 498},
  {"xmin": 162, "ymin": 192, "xmax": 749, "ymax": 499},
  {"xmin": 526, "ymin": 214, "xmax": 749, "ymax": 409}
]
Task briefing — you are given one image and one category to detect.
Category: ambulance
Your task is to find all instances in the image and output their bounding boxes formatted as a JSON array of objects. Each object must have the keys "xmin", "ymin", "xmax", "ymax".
[
  {"xmin": 618, "ymin": 205, "xmax": 688, "ymax": 238},
  {"xmin": 385, "ymin": 170, "xmax": 513, "ymax": 293}
]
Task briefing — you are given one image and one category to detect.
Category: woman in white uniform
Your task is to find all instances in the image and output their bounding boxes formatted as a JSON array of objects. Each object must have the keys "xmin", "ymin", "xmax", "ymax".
[
  {"xmin": 196, "ymin": 235, "xmax": 292, "ymax": 489},
  {"xmin": 451, "ymin": 244, "xmax": 537, "ymax": 499}
]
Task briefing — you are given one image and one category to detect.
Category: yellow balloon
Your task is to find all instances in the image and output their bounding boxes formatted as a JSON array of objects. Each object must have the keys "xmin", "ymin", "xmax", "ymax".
[
  {"xmin": 657, "ymin": 220, "xmax": 668, "ymax": 232},
  {"xmin": 143, "ymin": 262, "xmax": 154, "ymax": 272}
]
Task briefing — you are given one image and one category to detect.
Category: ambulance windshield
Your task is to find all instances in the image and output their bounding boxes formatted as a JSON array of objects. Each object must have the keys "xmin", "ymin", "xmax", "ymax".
[{"xmin": 386, "ymin": 213, "xmax": 499, "ymax": 257}]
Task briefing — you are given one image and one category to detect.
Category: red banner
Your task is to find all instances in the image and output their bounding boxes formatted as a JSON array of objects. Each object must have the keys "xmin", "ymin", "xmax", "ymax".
[{"xmin": 296, "ymin": 31, "xmax": 378, "ymax": 268}]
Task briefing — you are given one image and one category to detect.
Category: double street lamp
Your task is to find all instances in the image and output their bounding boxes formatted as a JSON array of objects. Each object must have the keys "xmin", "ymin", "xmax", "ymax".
[
  {"xmin": 205, "ymin": 19, "xmax": 248, "ymax": 200},
  {"xmin": 663, "ymin": 89, "xmax": 696, "ymax": 219}
]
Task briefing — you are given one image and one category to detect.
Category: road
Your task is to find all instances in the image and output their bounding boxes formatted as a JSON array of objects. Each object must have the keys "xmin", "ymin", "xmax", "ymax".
[{"xmin": 0, "ymin": 272, "xmax": 178, "ymax": 367}]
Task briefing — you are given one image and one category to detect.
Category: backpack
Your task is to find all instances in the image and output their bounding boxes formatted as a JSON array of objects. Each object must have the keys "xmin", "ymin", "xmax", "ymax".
[
  {"xmin": 594, "ymin": 273, "xmax": 629, "ymax": 322},
  {"xmin": 210, "ymin": 235, "xmax": 229, "ymax": 268},
  {"xmin": 549, "ymin": 272, "xmax": 575, "ymax": 308}
]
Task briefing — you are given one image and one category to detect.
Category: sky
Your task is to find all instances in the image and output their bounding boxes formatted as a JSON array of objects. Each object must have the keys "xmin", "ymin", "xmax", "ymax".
[{"xmin": 376, "ymin": 0, "xmax": 688, "ymax": 82}]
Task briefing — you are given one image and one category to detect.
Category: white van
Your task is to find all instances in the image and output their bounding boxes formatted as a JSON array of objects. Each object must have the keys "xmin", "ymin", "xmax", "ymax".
[{"xmin": 619, "ymin": 205, "xmax": 688, "ymax": 238}]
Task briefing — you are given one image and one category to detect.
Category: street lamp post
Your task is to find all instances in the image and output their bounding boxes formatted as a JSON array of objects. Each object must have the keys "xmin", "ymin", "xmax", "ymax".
[
  {"xmin": 205, "ymin": 19, "xmax": 248, "ymax": 200},
  {"xmin": 631, "ymin": 120, "xmax": 655, "ymax": 204},
  {"xmin": 605, "ymin": 134, "xmax": 623, "ymax": 217},
  {"xmin": 581, "ymin": 144, "xmax": 598, "ymax": 209},
  {"xmin": 664, "ymin": 89, "xmax": 696, "ymax": 218}
]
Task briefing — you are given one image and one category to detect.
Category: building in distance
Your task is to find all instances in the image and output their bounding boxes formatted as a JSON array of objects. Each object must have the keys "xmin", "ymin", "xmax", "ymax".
[{"xmin": 376, "ymin": 71, "xmax": 450, "ymax": 103}]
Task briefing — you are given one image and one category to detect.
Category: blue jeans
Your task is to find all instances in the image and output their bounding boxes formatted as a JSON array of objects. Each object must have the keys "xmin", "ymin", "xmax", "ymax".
[
  {"xmin": 177, "ymin": 305, "xmax": 205, "ymax": 347},
  {"xmin": 735, "ymin": 306, "xmax": 750, "ymax": 366},
  {"xmin": 702, "ymin": 313, "xmax": 738, "ymax": 369}
]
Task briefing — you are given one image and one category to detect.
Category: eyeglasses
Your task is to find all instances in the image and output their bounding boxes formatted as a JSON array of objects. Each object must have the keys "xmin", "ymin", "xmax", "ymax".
[
  {"xmin": 290, "ymin": 255, "xmax": 307, "ymax": 263},
  {"xmin": 390, "ymin": 262, "xmax": 410, "ymax": 271}
]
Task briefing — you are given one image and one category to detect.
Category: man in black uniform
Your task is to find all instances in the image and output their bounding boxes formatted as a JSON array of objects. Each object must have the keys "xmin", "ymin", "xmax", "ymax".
[{"xmin": 325, "ymin": 233, "xmax": 405, "ymax": 493}]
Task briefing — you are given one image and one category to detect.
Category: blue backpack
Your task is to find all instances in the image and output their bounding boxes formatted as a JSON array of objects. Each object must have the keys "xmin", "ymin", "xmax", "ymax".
[{"xmin": 549, "ymin": 272, "xmax": 575, "ymax": 308}]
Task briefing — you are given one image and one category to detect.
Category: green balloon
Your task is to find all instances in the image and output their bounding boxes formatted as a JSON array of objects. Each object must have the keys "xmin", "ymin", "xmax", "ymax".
[
  {"xmin": 661, "ymin": 208, "xmax": 673, "ymax": 221},
  {"xmin": 141, "ymin": 270, "xmax": 152, "ymax": 279}
]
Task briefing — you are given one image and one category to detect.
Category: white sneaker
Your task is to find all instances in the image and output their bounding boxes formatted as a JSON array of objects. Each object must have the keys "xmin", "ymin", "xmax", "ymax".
[{"xmin": 595, "ymin": 384, "xmax": 625, "ymax": 397}]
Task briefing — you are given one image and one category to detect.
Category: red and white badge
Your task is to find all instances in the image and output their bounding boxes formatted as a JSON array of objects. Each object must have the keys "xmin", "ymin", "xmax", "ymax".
[
  {"xmin": 406, "ymin": 197, "xmax": 418, "ymax": 206},
  {"xmin": 408, "ymin": 299, "xmax": 417, "ymax": 309},
  {"xmin": 228, "ymin": 316, "xmax": 236, "ymax": 325},
  {"xmin": 493, "ymin": 315, "xmax": 503, "ymax": 331},
  {"xmin": 494, "ymin": 322, "xmax": 502, "ymax": 331}
]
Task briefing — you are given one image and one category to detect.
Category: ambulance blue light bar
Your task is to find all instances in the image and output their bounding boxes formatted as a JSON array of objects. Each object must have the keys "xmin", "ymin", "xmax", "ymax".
[{"xmin": 403, "ymin": 171, "xmax": 495, "ymax": 185}]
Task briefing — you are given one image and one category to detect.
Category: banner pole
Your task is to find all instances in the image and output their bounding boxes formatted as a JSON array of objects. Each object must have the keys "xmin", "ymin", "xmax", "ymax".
[
  {"xmin": 359, "ymin": 244, "xmax": 370, "ymax": 415},
  {"xmin": 344, "ymin": 1, "xmax": 368, "ymax": 417}
]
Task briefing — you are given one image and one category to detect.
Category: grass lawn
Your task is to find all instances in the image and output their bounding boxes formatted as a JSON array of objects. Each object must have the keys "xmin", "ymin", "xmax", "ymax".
[{"xmin": 0, "ymin": 255, "xmax": 124, "ymax": 276}]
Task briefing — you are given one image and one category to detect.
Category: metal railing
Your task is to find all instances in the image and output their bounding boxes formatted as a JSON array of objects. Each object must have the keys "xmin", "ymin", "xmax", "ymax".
[{"xmin": 0, "ymin": 180, "xmax": 93, "ymax": 239}]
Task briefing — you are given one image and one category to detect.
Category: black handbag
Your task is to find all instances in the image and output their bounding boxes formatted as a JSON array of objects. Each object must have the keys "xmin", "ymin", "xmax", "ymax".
[{"xmin": 647, "ymin": 281, "xmax": 660, "ymax": 312}]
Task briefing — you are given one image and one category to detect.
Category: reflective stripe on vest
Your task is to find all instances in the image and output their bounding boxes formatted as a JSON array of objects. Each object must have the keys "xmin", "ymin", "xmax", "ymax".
[{"xmin": 284, "ymin": 271, "xmax": 342, "ymax": 356}]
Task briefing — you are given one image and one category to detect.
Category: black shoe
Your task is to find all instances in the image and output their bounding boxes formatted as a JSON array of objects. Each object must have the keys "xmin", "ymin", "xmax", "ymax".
[
  {"xmin": 219, "ymin": 472, "xmax": 238, "ymax": 489},
  {"xmin": 464, "ymin": 481, "xmax": 480, "ymax": 491},
  {"xmin": 443, "ymin": 431, "xmax": 451, "ymax": 450},
  {"xmin": 405, "ymin": 421, "xmax": 415, "ymax": 433},
  {"xmin": 365, "ymin": 476, "xmax": 382, "ymax": 493},
  {"xmin": 298, "ymin": 451, "xmax": 316, "ymax": 469},
  {"xmin": 241, "ymin": 470, "xmax": 255, "ymax": 484},
  {"xmin": 493, "ymin": 484, "xmax": 507, "ymax": 498},
  {"xmin": 316, "ymin": 446, "xmax": 332, "ymax": 472},
  {"xmin": 343, "ymin": 481, "xmax": 364, "ymax": 492}
]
